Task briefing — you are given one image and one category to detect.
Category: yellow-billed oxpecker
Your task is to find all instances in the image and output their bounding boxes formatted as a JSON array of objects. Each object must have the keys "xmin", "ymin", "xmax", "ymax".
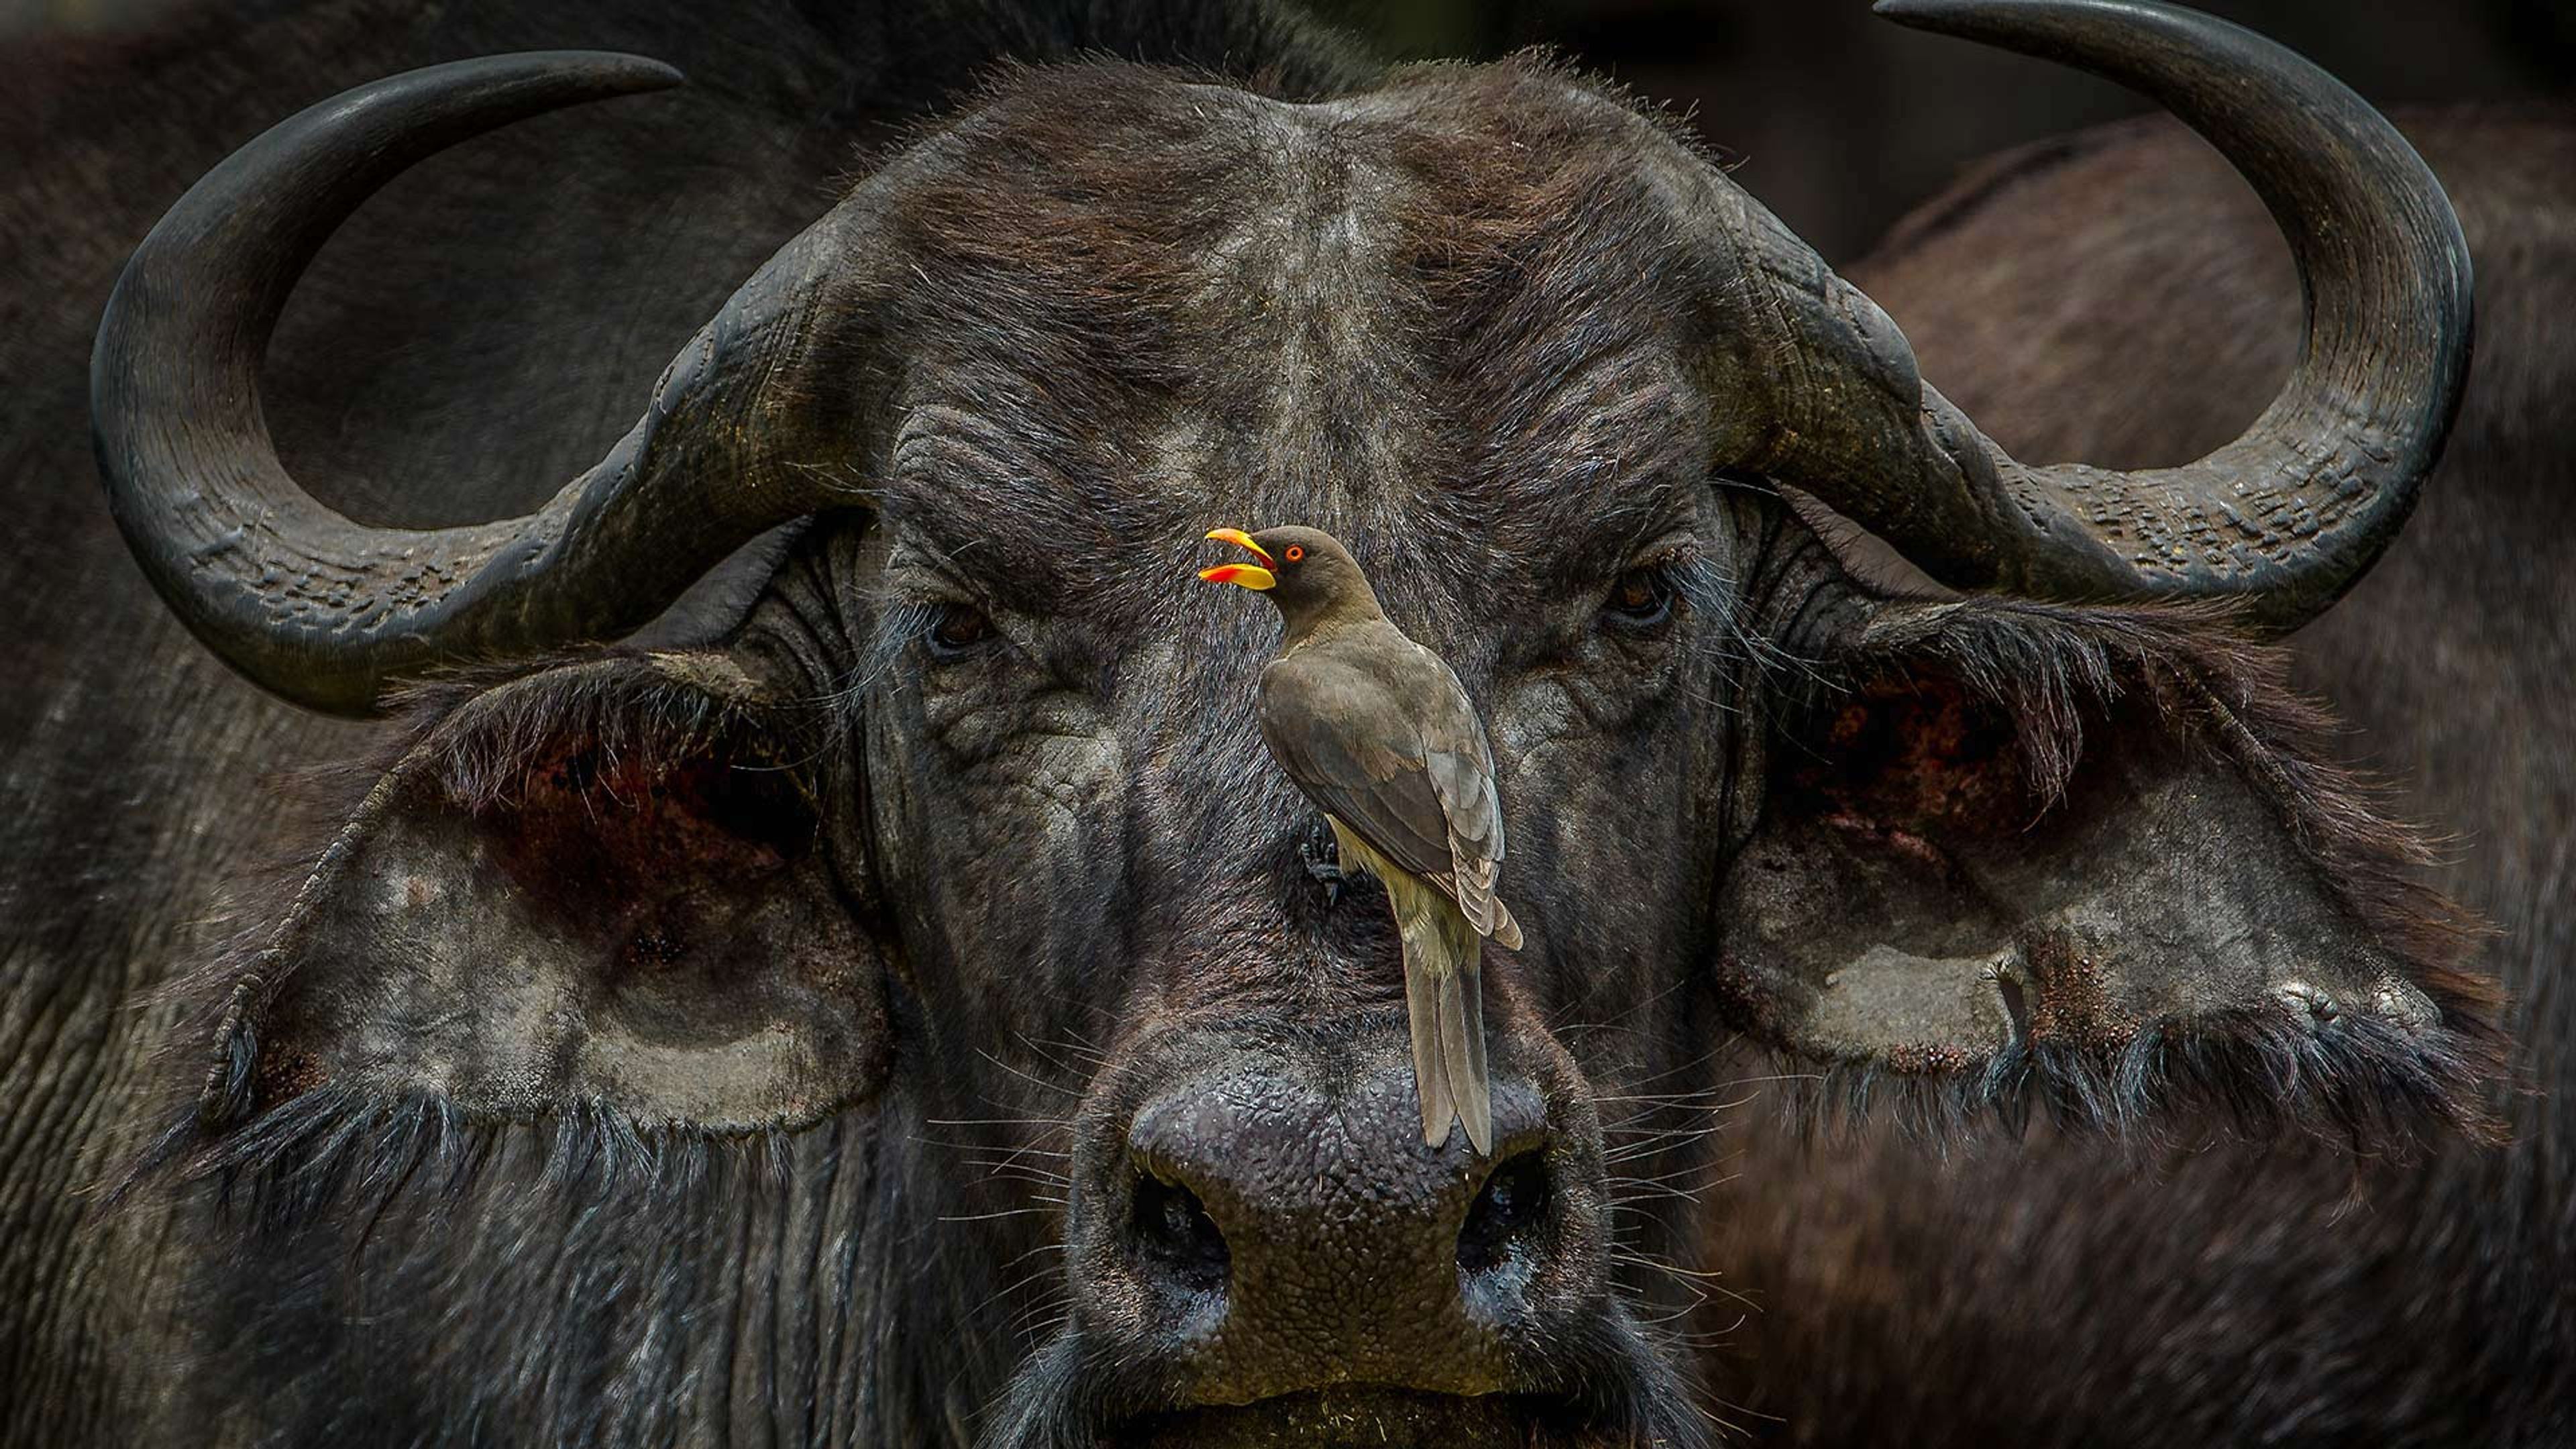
[{"xmin": 1198, "ymin": 526, "xmax": 1521, "ymax": 1155}]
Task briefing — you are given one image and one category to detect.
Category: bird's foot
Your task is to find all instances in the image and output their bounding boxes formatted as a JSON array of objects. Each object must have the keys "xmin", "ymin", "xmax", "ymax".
[{"xmin": 1298, "ymin": 819, "xmax": 1345, "ymax": 907}]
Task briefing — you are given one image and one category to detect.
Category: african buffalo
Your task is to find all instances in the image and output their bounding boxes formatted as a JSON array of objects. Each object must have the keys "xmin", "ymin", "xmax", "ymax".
[
  {"xmin": 1707, "ymin": 99, "xmax": 2574, "ymax": 1444},
  {"xmin": 1, "ymin": 0, "xmax": 2563, "ymax": 1445}
]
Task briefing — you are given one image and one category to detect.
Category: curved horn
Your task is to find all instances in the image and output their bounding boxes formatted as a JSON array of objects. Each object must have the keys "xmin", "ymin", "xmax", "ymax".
[
  {"xmin": 93, "ymin": 53, "xmax": 857, "ymax": 715},
  {"xmin": 1740, "ymin": 0, "xmax": 2472, "ymax": 631}
]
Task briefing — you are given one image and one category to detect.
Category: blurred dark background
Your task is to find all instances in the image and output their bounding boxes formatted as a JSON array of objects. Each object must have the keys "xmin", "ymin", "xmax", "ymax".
[
  {"xmin": 6, "ymin": 0, "xmax": 2567, "ymax": 260},
  {"xmin": 1309, "ymin": 0, "xmax": 2572, "ymax": 260}
]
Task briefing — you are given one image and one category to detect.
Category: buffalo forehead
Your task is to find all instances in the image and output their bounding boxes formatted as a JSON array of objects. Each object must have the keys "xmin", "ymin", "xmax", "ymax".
[{"xmin": 871, "ymin": 61, "xmax": 1716, "ymax": 603}]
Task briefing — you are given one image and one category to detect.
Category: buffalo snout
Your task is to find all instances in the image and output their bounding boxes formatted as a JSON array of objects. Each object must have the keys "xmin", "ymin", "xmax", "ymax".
[{"xmin": 1067, "ymin": 1026, "xmax": 1612, "ymax": 1407}]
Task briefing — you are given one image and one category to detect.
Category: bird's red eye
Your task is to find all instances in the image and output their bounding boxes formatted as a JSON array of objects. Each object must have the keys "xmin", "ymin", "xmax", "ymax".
[{"xmin": 1284, "ymin": 545, "xmax": 1305, "ymax": 562}]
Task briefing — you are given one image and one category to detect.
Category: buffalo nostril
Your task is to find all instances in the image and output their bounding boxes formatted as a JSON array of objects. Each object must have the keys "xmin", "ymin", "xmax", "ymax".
[
  {"xmin": 1130, "ymin": 1171, "xmax": 1229, "ymax": 1293},
  {"xmin": 1456, "ymin": 1149, "xmax": 1552, "ymax": 1275}
]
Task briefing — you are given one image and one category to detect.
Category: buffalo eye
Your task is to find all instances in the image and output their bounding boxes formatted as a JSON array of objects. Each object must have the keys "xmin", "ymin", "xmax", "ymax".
[
  {"xmin": 926, "ymin": 601, "xmax": 997, "ymax": 659},
  {"xmin": 1600, "ymin": 566, "xmax": 1676, "ymax": 631}
]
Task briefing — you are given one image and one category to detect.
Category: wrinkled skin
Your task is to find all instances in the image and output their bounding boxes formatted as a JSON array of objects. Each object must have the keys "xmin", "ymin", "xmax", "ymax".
[{"xmin": 0, "ymin": 3, "xmax": 2562, "ymax": 1448}]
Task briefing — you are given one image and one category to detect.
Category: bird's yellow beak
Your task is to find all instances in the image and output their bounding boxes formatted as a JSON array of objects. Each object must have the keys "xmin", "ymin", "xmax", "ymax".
[{"xmin": 1199, "ymin": 528, "xmax": 1277, "ymax": 590}]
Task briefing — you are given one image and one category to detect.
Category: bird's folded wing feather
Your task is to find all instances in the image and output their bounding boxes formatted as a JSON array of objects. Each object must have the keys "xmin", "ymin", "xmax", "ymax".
[
  {"xmin": 1412, "ymin": 646, "xmax": 1509, "ymax": 937},
  {"xmin": 1258, "ymin": 645, "xmax": 1509, "ymax": 934}
]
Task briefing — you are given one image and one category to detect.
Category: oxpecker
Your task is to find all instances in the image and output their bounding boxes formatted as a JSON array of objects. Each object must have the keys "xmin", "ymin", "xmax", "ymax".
[{"xmin": 1198, "ymin": 525, "xmax": 1521, "ymax": 1155}]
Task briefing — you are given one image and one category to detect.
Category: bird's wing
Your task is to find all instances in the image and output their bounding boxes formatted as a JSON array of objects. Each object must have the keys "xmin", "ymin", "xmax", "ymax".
[
  {"xmin": 1259, "ymin": 653, "xmax": 1455, "ymax": 883},
  {"xmin": 1409, "ymin": 643, "xmax": 1511, "ymax": 939},
  {"xmin": 1258, "ymin": 639, "xmax": 1513, "ymax": 939}
]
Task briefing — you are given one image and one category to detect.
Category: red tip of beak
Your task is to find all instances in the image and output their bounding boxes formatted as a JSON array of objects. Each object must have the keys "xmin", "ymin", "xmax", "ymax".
[{"xmin": 1198, "ymin": 561, "xmax": 1277, "ymax": 591}]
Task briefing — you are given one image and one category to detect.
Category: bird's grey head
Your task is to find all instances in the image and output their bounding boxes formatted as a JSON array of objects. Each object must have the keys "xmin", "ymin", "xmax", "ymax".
[{"xmin": 1199, "ymin": 524, "xmax": 1381, "ymax": 636}]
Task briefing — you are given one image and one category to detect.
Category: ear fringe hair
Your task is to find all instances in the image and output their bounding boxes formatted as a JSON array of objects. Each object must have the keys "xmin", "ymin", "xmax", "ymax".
[
  {"xmin": 1766, "ymin": 994, "xmax": 2501, "ymax": 1158},
  {"xmin": 378, "ymin": 649, "xmax": 816, "ymax": 815},
  {"xmin": 1767, "ymin": 595, "xmax": 2506, "ymax": 1152},
  {"xmin": 129, "ymin": 1083, "xmax": 794, "ymax": 1238}
]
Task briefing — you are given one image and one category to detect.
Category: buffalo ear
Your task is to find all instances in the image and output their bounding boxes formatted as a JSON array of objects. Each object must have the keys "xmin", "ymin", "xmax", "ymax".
[
  {"xmin": 196, "ymin": 652, "xmax": 888, "ymax": 1140},
  {"xmin": 1717, "ymin": 600, "xmax": 2500, "ymax": 1142}
]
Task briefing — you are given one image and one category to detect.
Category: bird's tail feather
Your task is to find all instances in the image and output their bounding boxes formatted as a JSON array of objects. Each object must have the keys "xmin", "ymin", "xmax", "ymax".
[
  {"xmin": 1405, "ymin": 948, "xmax": 1455, "ymax": 1148},
  {"xmin": 1440, "ymin": 957, "xmax": 1492, "ymax": 1155},
  {"xmin": 1401, "ymin": 896, "xmax": 1492, "ymax": 1155}
]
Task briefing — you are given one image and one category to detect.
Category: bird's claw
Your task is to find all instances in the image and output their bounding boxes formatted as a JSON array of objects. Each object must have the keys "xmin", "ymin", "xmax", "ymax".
[{"xmin": 1298, "ymin": 819, "xmax": 1344, "ymax": 906}]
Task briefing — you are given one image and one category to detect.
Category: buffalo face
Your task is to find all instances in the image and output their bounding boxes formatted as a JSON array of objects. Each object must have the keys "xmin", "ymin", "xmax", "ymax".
[{"xmin": 100, "ymin": 5, "xmax": 2497, "ymax": 1446}]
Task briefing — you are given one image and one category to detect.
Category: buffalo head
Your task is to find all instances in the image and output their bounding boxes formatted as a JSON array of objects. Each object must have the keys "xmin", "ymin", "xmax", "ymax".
[{"xmin": 95, "ymin": 2, "xmax": 2495, "ymax": 1444}]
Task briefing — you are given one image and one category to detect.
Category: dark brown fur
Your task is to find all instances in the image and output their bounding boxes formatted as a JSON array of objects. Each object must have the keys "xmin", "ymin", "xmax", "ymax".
[
  {"xmin": 1698, "ymin": 106, "xmax": 2574, "ymax": 1447},
  {"xmin": 1, "ymin": 4, "xmax": 2558, "ymax": 1446}
]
